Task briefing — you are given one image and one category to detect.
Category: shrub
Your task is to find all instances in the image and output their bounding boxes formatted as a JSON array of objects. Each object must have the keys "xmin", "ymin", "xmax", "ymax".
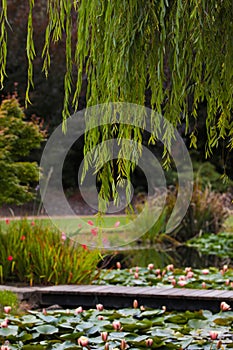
[
  {"xmin": 0, "ymin": 219, "xmax": 101, "ymax": 285},
  {"xmin": 0, "ymin": 97, "xmax": 45, "ymax": 205}
]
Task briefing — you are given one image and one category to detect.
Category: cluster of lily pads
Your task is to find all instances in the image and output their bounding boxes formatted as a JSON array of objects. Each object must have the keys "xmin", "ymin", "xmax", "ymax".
[
  {"xmin": 0, "ymin": 301, "xmax": 232, "ymax": 349},
  {"xmin": 94, "ymin": 263, "xmax": 233, "ymax": 290}
]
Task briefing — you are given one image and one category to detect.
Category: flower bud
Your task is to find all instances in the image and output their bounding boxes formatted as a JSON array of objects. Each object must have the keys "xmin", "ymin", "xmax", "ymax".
[
  {"xmin": 133, "ymin": 299, "xmax": 138, "ymax": 308},
  {"xmin": 74, "ymin": 306, "xmax": 83, "ymax": 314},
  {"xmin": 134, "ymin": 272, "xmax": 139, "ymax": 279},
  {"xmin": 96, "ymin": 303, "xmax": 104, "ymax": 311},
  {"xmin": 98, "ymin": 315, "xmax": 104, "ymax": 320},
  {"xmin": 147, "ymin": 263, "xmax": 154, "ymax": 270},
  {"xmin": 120, "ymin": 339, "xmax": 127, "ymax": 349},
  {"xmin": 3, "ymin": 306, "xmax": 11, "ymax": 314},
  {"xmin": 146, "ymin": 338, "xmax": 153, "ymax": 347},
  {"xmin": 101, "ymin": 332, "xmax": 108, "ymax": 342},
  {"xmin": 220, "ymin": 301, "xmax": 231, "ymax": 311},
  {"xmin": 116, "ymin": 262, "xmax": 121, "ymax": 269},
  {"xmin": 209, "ymin": 331, "xmax": 218, "ymax": 340},
  {"xmin": 78, "ymin": 336, "xmax": 89, "ymax": 347},
  {"xmin": 112, "ymin": 320, "xmax": 121, "ymax": 330}
]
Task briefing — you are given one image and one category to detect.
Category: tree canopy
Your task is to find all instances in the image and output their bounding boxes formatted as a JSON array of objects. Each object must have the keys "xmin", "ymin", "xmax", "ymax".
[{"xmin": 1, "ymin": 1, "xmax": 233, "ymax": 208}]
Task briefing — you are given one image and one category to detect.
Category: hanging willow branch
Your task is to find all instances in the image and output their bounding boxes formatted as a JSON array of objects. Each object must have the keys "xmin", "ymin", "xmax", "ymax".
[{"xmin": 1, "ymin": 0, "xmax": 233, "ymax": 208}]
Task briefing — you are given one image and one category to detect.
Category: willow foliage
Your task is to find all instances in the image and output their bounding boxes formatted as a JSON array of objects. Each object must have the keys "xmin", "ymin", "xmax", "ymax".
[{"xmin": 1, "ymin": 0, "xmax": 233, "ymax": 209}]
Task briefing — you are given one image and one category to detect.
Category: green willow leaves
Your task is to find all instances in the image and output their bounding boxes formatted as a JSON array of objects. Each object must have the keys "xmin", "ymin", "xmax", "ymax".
[{"xmin": 1, "ymin": 0, "xmax": 233, "ymax": 209}]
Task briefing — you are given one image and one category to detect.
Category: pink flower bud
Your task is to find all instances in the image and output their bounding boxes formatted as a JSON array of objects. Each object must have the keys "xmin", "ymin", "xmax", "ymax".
[
  {"xmin": 222, "ymin": 265, "xmax": 228, "ymax": 273},
  {"xmin": 209, "ymin": 331, "xmax": 218, "ymax": 340},
  {"xmin": 120, "ymin": 339, "xmax": 127, "ymax": 349},
  {"xmin": 42, "ymin": 308, "xmax": 47, "ymax": 315},
  {"xmin": 112, "ymin": 320, "xmax": 121, "ymax": 330},
  {"xmin": 187, "ymin": 271, "xmax": 194, "ymax": 278},
  {"xmin": 146, "ymin": 338, "xmax": 153, "ymax": 347},
  {"xmin": 104, "ymin": 343, "xmax": 109, "ymax": 350},
  {"xmin": 78, "ymin": 336, "xmax": 89, "ymax": 347},
  {"xmin": 202, "ymin": 269, "xmax": 209, "ymax": 275},
  {"xmin": 162, "ymin": 306, "xmax": 166, "ymax": 312},
  {"xmin": 171, "ymin": 279, "xmax": 176, "ymax": 286},
  {"xmin": 135, "ymin": 266, "xmax": 139, "ymax": 272},
  {"xmin": 226, "ymin": 279, "xmax": 230, "ymax": 286},
  {"xmin": 185, "ymin": 267, "xmax": 192, "ymax": 273},
  {"xmin": 134, "ymin": 272, "xmax": 139, "ymax": 279},
  {"xmin": 166, "ymin": 264, "xmax": 174, "ymax": 271},
  {"xmin": 147, "ymin": 263, "xmax": 154, "ymax": 270},
  {"xmin": 101, "ymin": 332, "xmax": 108, "ymax": 342},
  {"xmin": 202, "ymin": 282, "xmax": 206, "ymax": 289},
  {"xmin": 1, "ymin": 319, "xmax": 8, "ymax": 328},
  {"xmin": 98, "ymin": 315, "xmax": 104, "ymax": 320},
  {"xmin": 133, "ymin": 299, "xmax": 138, "ymax": 308},
  {"xmin": 178, "ymin": 275, "xmax": 186, "ymax": 281},
  {"xmin": 116, "ymin": 262, "xmax": 121, "ymax": 269},
  {"xmin": 155, "ymin": 269, "xmax": 161, "ymax": 275},
  {"xmin": 178, "ymin": 280, "xmax": 186, "ymax": 287},
  {"xmin": 96, "ymin": 303, "xmax": 104, "ymax": 311},
  {"xmin": 74, "ymin": 306, "xmax": 83, "ymax": 314},
  {"xmin": 114, "ymin": 221, "xmax": 120, "ymax": 227},
  {"xmin": 220, "ymin": 301, "xmax": 231, "ymax": 311},
  {"xmin": 3, "ymin": 306, "xmax": 11, "ymax": 314}
]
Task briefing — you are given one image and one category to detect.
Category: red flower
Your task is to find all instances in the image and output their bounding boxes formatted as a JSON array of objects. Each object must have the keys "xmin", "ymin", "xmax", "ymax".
[
  {"xmin": 7, "ymin": 256, "xmax": 13, "ymax": 261},
  {"xmin": 87, "ymin": 220, "xmax": 94, "ymax": 226},
  {"xmin": 20, "ymin": 235, "xmax": 26, "ymax": 241},
  {"xmin": 31, "ymin": 221, "xmax": 35, "ymax": 226},
  {"xmin": 5, "ymin": 218, "xmax": 10, "ymax": 224},
  {"xmin": 91, "ymin": 228, "xmax": 98, "ymax": 236},
  {"xmin": 81, "ymin": 244, "xmax": 87, "ymax": 250}
]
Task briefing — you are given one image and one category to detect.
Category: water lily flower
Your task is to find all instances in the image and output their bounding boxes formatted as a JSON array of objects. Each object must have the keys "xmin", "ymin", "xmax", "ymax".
[
  {"xmin": 171, "ymin": 279, "xmax": 176, "ymax": 286},
  {"xmin": 178, "ymin": 280, "xmax": 186, "ymax": 287},
  {"xmin": 78, "ymin": 336, "xmax": 89, "ymax": 347},
  {"xmin": 202, "ymin": 282, "xmax": 206, "ymax": 288},
  {"xmin": 162, "ymin": 306, "xmax": 166, "ymax": 312},
  {"xmin": 186, "ymin": 271, "xmax": 194, "ymax": 278},
  {"xmin": 96, "ymin": 303, "xmax": 104, "ymax": 311},
  {"xmin": 98, "ymin": 315, "xmax": 104, "ymax": 320},
  {"xmin": 225, "ymin": 279, "xmax": 230, "ymax": 286},
  {"xmin": 87, "ymin": 220, "xmax": 94, "ymax": 226},
  {"xmin": 74, "ymin": 306, "xmax": 83, "ymax": 314},
  {"xmin": 114, "ymin": 221, "xmax": 120, "ymax": 227},
  {"xmin": 1, "ymin": 340, "xmax": 10, "ymax": 350},
  {"xmin": 146, "ymin": 338, "xmax": 153, "ymax": 347},
  {"xmin": 133, "ymin": 299, "xmax": 138, "ymax": 308},
  {"xmin": 178, "ymin": 275, "xmax": 186, "ymax": 281},
  {"xmin": 104, "ymin": 343, "xmax": 109, "ymax": 350},
  {"xmin": 7, "ymin": 256, "xmax": 13, "ymax": 261},
  {"xmin": 155, "ymin": 268, "xmax": 161, "ymax": 275},
  {"xmin": 101, "ymin": 332, "xmax": 108, "ymax": 342},
  {"xmin": 0, "ymin": 319, "xmax": 8, "ymax": 328},
  {"xmin": 135, "ymin": 266, "xmax": 139, "ymax": 272},
  {"xmin": 222, "ymin": 265, "xmax": 228, "ymax": 273},
  {"xmin": 112, "ymin": 320, "xmax": 121, "ymax": 330},
  {"xmin": 209, "ymin": 331, "xmax": 218, "ymax": 340},
  {"xmin": 42, "ymin": 308, "xmax": 47, "ymax": 315},
  {"xmin": 116, "ymin": 262, "xmax": 121, "ymax": 269},
  {"xmin": 185, "ymin": 267, "xmax": 192, "ymax": 273},
  {"xmin": 147, "ymin": 263, "xmax": 154, "ymax": 270},
  {"xmin": 220, "ymin": 301, "xmax": 231, "ymax": 311},
  {"xmin": 3, "ymin": 306, "xmax": 11, "ymax": 314},
  {"xmin": 134, "ymin": 272, "xmax": 139, "ymax": 279},
  {"xmin": 167, "ymin": 264, "xmax": 174, "ymax": 271},
  {"xmin": 120, "ymin": 339, "xmax": 127, "ymax": 349},
  {"xmin": 202, "ymin": 269, "xmax": 209, "ymax": 275}
]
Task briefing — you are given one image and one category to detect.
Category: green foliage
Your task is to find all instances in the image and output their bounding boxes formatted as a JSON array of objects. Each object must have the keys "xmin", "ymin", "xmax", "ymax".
[
  {"xmin": 0, "ymin": 306, "xmax": 232, "ymax": 348},
  {"xmin": 0, "ymin": 97, "xmax": 44, "ymax": 205},
  {"xmin": 1, "ymin": 1, "xmax": 233, "ymax": 209},
  {"xmin": 187, "ymin": 232, "xmax": 233, "ymax": 261},
  {"xmin": 0, "ymin": 219, "xmax": 101, "ymax": 285},
  {"xmin": 135, "ymin": 183, "xmax": 229, "ymax": 245},
  {"xmin": 95, "ymin": 265, "xmax": 233, "ymax": 290},
  {"xmin": 0, "ymin": 290, "xmax": 18, "ymax": 312}
]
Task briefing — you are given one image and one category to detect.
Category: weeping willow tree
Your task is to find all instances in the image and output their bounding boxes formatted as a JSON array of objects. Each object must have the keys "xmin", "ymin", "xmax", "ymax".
[{"xmin": 1, "ymin": 0, "xmax": 233, "ymax": 209}]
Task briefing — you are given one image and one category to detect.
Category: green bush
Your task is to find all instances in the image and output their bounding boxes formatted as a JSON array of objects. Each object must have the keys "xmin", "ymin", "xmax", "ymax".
[
  {"xmin": 0, "ymin": 219, "xmax": 101, "ymax": 285},
  {"xmin": 0, "ymin": 97, "xmax": 44, "ymax": 205}
]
